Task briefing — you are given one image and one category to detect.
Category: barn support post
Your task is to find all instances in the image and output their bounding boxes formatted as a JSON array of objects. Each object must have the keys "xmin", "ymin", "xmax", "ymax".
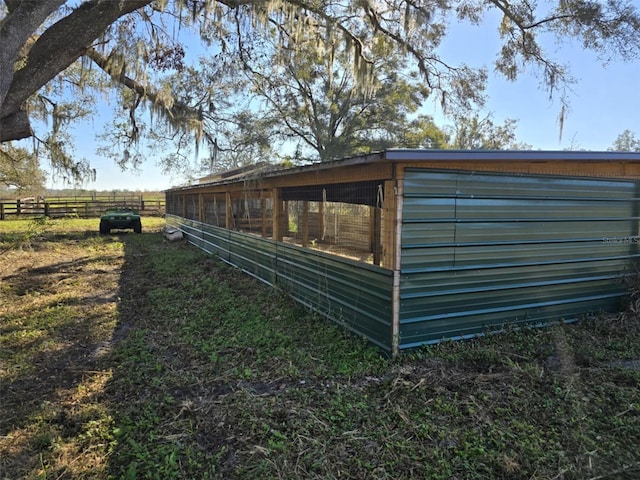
[
  {"xmin": 374, "ymin": 207, "xmax": 382, "ymax": 266},
  {"xmin": 198, "ymin": 193, "xmax": 204, "ymax": 222},
  {"xmin": 369, "ymin": 206, "xmax": 382, "ymax": 266},
  {"xmin": 382, "ymin": 180, "xmax": 398, "ymax": 270},
  {"xmin": 302, "ymin": 201, "xmax": 310, "ymax": 247},
  {"xmin": 226, "ymin": 192, "xmax": 234, "ymax": 230},
  {"xmin": 383, "ymin": 172, "xmax": 404, "ymax": 358},
  {"xmin": 283, "ymin": 201, "xmax": 289, "ymax": 237},
  {"xmin": 261, "ymin": 191, "xmax": 268, "ymax": 237},
  {"xmin": 392, "ymin": 178, "xmax": 404, "ymax": 358},
  {"xmin": 369, "ymin": 206, "xmax": 375, "ymax": 253},
  {"xmin": 272, "ymin": 188, "xmax": 283, "ymax": 242},
  {"xmin": 318, "ymin": 200, "xmax": 324, "ymax": 243}
]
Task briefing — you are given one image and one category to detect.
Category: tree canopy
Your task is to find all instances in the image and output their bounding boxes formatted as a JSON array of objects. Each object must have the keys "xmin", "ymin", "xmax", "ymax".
[
  {"xmin": 610, "ymin": 130, "xmax": 640, "ymax": 152},
  {"xmin": 239, "ymin": 28, "xmax": 449, "ymax": 163},
  {"xmin": 447, "ymin": 113, "xmax": 530, "ymax": 150},
  {"xmin": 1, "ymin": 0, "xmax": 639, "ymax": 181},
  {"xmin": 0, "ymin": 144, "xmax": 46, "ymax": 193}
]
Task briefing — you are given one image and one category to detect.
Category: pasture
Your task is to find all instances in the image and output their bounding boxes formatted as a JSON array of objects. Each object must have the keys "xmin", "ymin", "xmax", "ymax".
[{"xmin": 1, "ymin": 217, "xmax": 639, "ymax": 479}]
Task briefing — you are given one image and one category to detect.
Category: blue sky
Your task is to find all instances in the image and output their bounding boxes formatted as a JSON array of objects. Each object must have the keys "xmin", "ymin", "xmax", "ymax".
[
  {"xmin": 429, "ymin": 14, "xmax": 640, "ymax": 150},
  {"xmin": 46, "ymin": 12, "xmax": 640, "ymax": 192}
]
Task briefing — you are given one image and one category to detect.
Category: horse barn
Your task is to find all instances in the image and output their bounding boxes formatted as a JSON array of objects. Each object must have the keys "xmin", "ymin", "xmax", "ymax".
[{"xmin": 165, "ymin": 149, "xmax": 640, "ymax": 357}]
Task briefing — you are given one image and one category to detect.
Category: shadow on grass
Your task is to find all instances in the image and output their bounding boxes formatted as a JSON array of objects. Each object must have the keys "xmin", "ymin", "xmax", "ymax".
[{"xmin": 0, "ymin": 226, "xmax": 163, "ymax": 479}]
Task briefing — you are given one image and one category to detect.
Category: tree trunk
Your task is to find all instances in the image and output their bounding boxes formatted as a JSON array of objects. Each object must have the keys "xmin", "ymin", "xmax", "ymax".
[
  {"xmin": 0, "ymin": 0, "xmax": 152, "ymax": 143},
  {"xmin": 0, "ymin": 0, "xmax": 66, "ymax": 110},
  {"xmin": 0, "ymin": 110, "xmax": 32, "ymax": 142}
]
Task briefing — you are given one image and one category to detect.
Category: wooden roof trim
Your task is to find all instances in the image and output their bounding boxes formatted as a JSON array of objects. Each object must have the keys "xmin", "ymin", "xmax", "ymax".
[{"xmin": 166, "ymin": 149, "xmax": 640, "ymax": 193}]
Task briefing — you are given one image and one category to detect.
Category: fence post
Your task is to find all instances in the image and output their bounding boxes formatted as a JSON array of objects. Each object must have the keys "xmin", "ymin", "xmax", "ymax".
[
  {"xmin": 0, "ymin": 203, "xmax": 4, "ymax": 220},
  {"xmin": 16, "ymin": 199, "xmax": 21, "ymax": 216},
  {"xmin": 301, "ymin": 201, "xmax": 309, "ymax": 247},
  {"xmin": 44, "ymin": 203, "xmax": 50, "ymax": 217},
  {"xmin": 272, "ymin": 188, "xmax": 283, "ymax": 242}
]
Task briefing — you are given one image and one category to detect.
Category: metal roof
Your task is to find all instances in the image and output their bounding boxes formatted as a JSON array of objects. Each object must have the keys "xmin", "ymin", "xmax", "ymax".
[
  {"xmin": 167, "ymin": 149, "xmax": 640, "ymax": 192},
  {"xmin": 384, "ymin": 149, "xmax": 640, "ymax": 162}
]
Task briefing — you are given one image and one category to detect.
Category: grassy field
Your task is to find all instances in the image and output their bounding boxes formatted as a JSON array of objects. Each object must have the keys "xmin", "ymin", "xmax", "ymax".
[{"xmin": 1, "ymin": 217, "xmax": 639, "ymax": 479}]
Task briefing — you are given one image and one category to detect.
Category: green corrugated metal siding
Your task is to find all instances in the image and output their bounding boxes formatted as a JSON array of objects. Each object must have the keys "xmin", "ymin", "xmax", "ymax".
[
  {"xmin": 399, "ymin": 169, "xmax": 640, "ymax": 349},
  {"xmin": 166, "ymin": 215, "xmax": 393, "ymax": 353},
  {"xmin": 274, "ymin": 244, "xmax": 392, "ymax": 350}
]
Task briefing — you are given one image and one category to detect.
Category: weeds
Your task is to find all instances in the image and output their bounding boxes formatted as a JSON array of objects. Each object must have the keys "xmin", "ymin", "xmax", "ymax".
[{"xmin": 0, "ymin": 216, "xmax": 51, "ymax": 252}]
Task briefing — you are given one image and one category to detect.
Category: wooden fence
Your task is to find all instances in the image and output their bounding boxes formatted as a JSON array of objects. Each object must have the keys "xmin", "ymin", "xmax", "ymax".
[{"xmin": 0, "ymin": 196, "xmax": 165, "ymax": 220}]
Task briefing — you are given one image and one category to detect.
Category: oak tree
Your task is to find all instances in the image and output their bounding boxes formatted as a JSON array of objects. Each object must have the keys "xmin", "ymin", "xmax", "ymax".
[{"xmin": 241, "ymin": 32, "xmax": 449, "ymax": 162}]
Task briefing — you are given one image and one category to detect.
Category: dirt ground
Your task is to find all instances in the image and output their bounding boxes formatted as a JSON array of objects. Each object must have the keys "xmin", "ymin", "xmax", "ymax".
[{"xmin": 0, "ymin": 228, "xmax": 123, "ymax": 477}]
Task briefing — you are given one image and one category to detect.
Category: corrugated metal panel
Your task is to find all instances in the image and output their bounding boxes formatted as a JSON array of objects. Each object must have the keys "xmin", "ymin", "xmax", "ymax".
[
  {"xmin": 274, "ymin": 243, "xmax": 392, "ymax": 350},
  {"xmin": 399, "ymin": 169, "xmax": 640, "ymax": 349},
  {"xmin": 166, "ymin": 215, "xmax": 393, "ymax": 353}
]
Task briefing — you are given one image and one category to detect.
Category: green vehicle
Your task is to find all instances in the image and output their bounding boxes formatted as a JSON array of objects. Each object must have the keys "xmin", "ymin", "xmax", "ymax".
[{"xmin": 99, "ymin": 207, "xmax": 142, "ymax": 234}]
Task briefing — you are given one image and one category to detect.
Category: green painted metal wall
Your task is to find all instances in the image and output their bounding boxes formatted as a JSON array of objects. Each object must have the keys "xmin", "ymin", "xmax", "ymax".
[
  {"xmin": 399, "ymin": 169, "xmax": 640, "ymax": 349},
  {"xmin": 166, "ymin": 215, "xmax": 394, "ymax": 354}
]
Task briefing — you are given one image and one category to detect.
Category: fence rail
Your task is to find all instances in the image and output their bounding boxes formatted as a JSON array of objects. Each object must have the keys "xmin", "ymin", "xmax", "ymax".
[{"xmin": 0, "ymin": 196, "xmax": 165, "ymax": 220}]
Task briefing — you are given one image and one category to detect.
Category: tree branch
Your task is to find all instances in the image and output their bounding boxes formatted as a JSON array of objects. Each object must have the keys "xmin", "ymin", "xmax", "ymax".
[
  {"xmin": 85, "ymin": 47, "xmax": 212, "ymax": 147},
  {"xmin": 0, "ymin": 110, "xmax": 32, "ymax": 142},
  {"xmin": 487, "ymin": 0, "xmax": 576, "ymax": 30},
  {"xmin": 0, "ymin": 0, "xmax": 66, "ymax": 113},
  {"xmin": 2, "ymin": 0, "xmax": 152, "ymax": 119}
]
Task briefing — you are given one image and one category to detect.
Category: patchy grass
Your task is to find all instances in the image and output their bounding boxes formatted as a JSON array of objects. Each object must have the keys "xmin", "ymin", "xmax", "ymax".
[{"xmin": 1, "ymin": 217, "xmax": 639, "ymax": 479}]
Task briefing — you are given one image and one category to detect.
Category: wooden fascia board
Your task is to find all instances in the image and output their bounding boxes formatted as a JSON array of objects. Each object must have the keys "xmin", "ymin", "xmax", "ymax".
[
  {"xmin": 170, "ymin": 162, "xmax": 394, "ymax": 195},
  {"xmin": 396, "ymin": 160, "xmax": 640, "ymax": 179}
]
